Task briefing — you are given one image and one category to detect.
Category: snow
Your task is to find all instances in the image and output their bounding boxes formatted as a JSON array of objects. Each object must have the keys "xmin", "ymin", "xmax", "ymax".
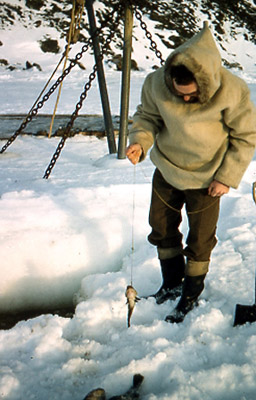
[{"xmin": 1, "ymin": 2, "xmax": 256, "ymax": 399}]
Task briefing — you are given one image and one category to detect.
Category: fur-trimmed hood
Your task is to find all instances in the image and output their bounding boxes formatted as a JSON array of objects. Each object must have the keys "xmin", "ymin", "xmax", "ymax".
[
  {"xmin": 164, "ymin": 22, "xmax": 222, "ymax": 104},
  {"xmin": 129, "ymin": 22, "xmax": 256, "ymax": 190}
]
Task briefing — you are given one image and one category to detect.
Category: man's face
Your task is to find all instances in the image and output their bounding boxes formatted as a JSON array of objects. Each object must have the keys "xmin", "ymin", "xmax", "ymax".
[{"xmin": 172, "ymin": 79, "xmax": 199, "ymax": 103}]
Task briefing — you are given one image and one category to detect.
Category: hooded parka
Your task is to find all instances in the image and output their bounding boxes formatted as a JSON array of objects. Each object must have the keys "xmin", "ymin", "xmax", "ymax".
[{"xmin": 129, "ymin": 22, "xmax": 256, "ymax": 190}]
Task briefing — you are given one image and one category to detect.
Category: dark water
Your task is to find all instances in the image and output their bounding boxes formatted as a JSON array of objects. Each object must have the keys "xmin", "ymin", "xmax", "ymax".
[
  {"xmin": 0, "ymin": 114, "xmax": 121, "ymax": 140},
  {"xmin": 0, "ymin": 305, "xmax": 75, "ymax": 330}
]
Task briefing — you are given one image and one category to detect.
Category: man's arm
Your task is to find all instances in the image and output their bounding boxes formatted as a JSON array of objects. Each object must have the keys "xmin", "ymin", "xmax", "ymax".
[
  {"xmin": 128, "ymin": 73, "xmax": 163, "ymax": 162},
  {"xmin": 214, "ymin": 81, "xmax": 256, "ymax": 189}
]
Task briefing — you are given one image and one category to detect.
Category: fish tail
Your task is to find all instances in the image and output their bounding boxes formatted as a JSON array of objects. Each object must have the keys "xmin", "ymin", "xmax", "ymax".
[{"xmin": 127, "ymin": 306, "xmax": 133, "ymax": 328}]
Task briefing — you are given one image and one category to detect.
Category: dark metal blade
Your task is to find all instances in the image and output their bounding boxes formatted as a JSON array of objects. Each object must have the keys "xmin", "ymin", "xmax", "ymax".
[{"xmin": 234, "ymin": 304, "xmax": 256, "ymax": 326}]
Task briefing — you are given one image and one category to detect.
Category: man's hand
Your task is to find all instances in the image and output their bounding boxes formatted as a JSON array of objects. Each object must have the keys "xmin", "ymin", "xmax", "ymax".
[
  {"xmin": 126, "ymin": 143, "xmax": 143, "ymax": 165},
  {"xmin": 208, "ymin": 180, "xmax": 229, "ymax": 197}
]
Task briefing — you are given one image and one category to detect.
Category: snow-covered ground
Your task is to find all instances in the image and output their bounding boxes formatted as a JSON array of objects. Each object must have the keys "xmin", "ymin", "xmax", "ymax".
[{"xmin": 1, "ymin": 2, "xmax": 256, "ymax": 399}]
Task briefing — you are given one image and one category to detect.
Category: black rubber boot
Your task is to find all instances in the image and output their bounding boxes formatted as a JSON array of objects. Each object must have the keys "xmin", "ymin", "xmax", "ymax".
[
  {"xmin": 165, "ymin": 274, "xmax": 206, "ymax": 323},
  {"xmin": 152, "ymin": 254, "xmax": 185, "ymax": 304}
]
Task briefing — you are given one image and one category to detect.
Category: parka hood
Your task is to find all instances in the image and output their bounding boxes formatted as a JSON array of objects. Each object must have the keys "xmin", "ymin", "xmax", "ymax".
[{"xmin": 164, "ymin": 22, "xmax": 222, "ymax": 104}]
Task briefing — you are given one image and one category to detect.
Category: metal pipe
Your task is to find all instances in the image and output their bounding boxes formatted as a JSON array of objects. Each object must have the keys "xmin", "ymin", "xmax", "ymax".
[
  {"xmin": 86, "ymin": 0, "xmax": 116, "ymax": 154},
  {"xmin": 118, "ymin": 4, "xmax": 133, "ymax": 159}
]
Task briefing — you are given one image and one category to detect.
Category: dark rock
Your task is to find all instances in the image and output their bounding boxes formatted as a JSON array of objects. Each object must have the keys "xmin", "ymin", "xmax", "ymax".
[
  {"xmin": 222, "ymin": 59, "xmax": 243, "ymax": 70},
  {"xmin": 34, "ymin": 20, "xmax": 42, "ymax": 27},
  {"xmin": 25, "ymin": 61, "xmax": 33, "ymax": 69},
  {"xmin": 39, "ymin": 36, "xmax": 60, "ymax": 53},
  {"xmin": 107, "ymin": 55, "xmax": 139, "ymax": 71},
  {"xmin": 32, "ymin": 62, "xmax": 42, "ymax": 71},
  {"xmin": 7, "ymin": 65, "xmax": 17, "ymax": 71},
  {"xmin": 69, "ymin": 58, "xmax": 86, "ymax": 70},
  {"xmin": 0, "ymin": 59, "xmax": 8, "ymax": 66},
  {"xmin": 25, "ymin": 0, "xmax": 45, "ymax": 11},
  {"xmin": 24, "ymin": 61, "xmax": 42, "ymax": 71}
]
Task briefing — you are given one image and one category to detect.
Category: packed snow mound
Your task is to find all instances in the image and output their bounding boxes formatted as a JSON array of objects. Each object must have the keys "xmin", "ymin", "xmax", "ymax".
[{"xmin": 1, "ymin": 135, "xmax": 256, "ymax": 400}]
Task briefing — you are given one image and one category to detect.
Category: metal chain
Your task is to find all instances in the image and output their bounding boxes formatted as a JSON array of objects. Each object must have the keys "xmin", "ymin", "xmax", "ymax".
[
  {"xmin": 134, "ymin": 7, "xmax": 165, "ymax": 66},
  {"xmin": 0, "ymin": 2, "xmax": 121, "ymax": 155},
  {"xmin": 0, "ymin": 40, "xmax": 93, "ymax": 154},
  {"xmin": 43, "ymin": 64, "xmax": 98, "ymax": 179},
  {"xmin": 43, "ymin": 8, "xmax": 122, "ymax": 179}
]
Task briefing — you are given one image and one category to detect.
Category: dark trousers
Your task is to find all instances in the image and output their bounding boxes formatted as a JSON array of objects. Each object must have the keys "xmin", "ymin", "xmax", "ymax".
[{"xmin": 148, "ymin": 169, "xmax": 220, "ymax": 263}]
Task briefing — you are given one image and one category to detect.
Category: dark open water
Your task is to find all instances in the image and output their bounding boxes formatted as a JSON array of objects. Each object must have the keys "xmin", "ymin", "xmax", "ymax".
[{"xmin": 0, "ymin": 114, "xmax": 122, "ymax": 140}]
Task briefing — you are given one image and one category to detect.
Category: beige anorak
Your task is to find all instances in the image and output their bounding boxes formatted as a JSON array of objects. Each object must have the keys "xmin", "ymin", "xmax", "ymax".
[{"xmin": 129, "ymin": 22, "xmax": 256, "ymax": 189}]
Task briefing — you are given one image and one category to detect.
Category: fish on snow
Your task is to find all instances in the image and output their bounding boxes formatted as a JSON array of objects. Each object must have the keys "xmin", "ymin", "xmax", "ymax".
[{"xmin": 83, "ymin": 374, "xmax": 144, "ymax": 400}]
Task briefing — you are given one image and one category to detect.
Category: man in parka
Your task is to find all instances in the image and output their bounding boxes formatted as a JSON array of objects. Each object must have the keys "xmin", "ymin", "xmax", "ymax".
[{"xmin": 126, "ymin": 22, "xmax": 256, "ymax": 323}]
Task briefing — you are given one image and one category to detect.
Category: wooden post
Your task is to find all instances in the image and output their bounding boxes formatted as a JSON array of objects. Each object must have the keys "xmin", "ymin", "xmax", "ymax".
[
  {"xmin": 118, "ymin": 4, "xmax": 133, "ymax": 159},
  {"xmin": 86, "ymin": 0, "xmax": 117, "ymax": 154}
]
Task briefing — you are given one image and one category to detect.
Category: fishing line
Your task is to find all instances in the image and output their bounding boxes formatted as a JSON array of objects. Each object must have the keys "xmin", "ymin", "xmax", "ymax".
[{"xmin": 130, "ymin": 164, "xmax": 137, "ymax": 286}]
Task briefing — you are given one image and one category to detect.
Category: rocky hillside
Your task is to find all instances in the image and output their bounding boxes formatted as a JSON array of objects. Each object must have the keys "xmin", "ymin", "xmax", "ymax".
[{"xmin": 1, "ymin": 0, "xmax": 256, "ymax": 71}]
